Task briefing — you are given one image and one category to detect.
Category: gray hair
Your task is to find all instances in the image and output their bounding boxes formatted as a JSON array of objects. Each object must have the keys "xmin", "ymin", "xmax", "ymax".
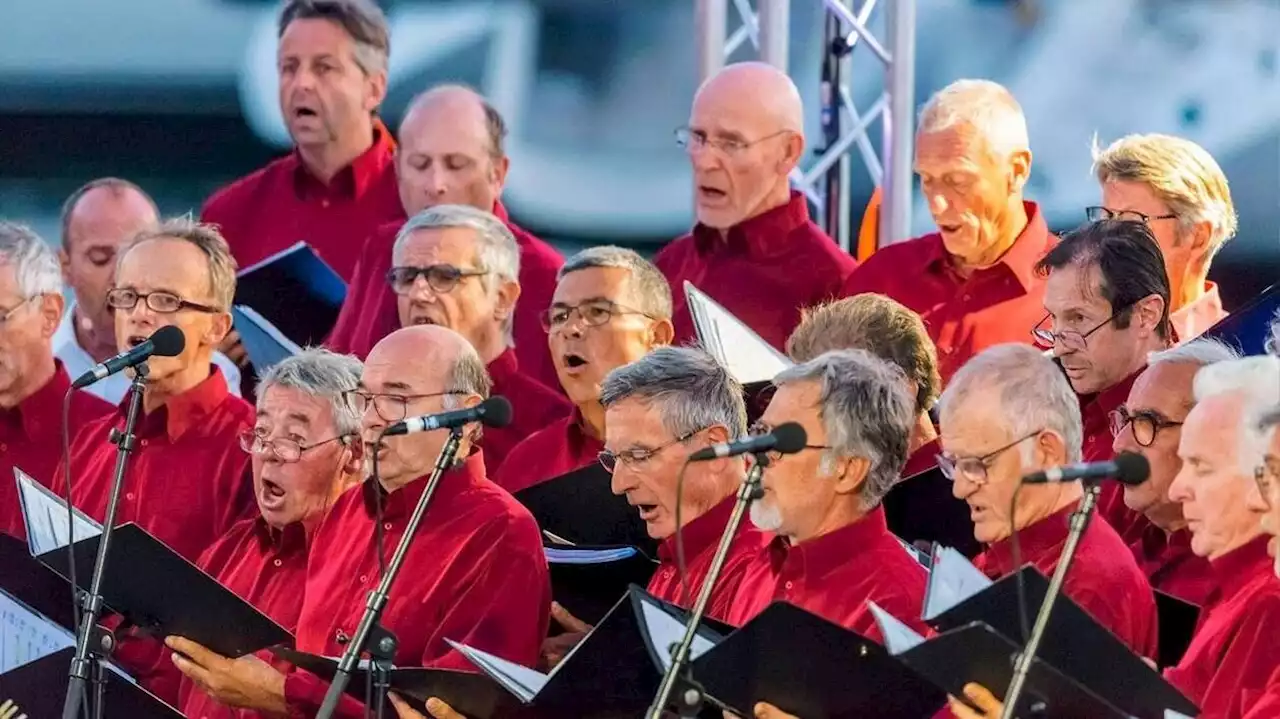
[
  {"xmin": 442, "ymin": 341, "xmax": 493, "ymax": 411},
  {"xmin": 1193, "ymin": 355, "xmax": 1280, "ymax": 473},
  {"xmin": 558, "ymin": 246, "xmax": 673, "ymax": 320},
  {"xmin": 939, "ymin": 344, "xmax": 1084, "ymax": 464},
  {"xmin": 278, "ymin": 0, "xmax": 390, "ymax": 78},
  {"xmin": 258, "ymin": 347, "xmax": 364, "ymax": 436},
  {"xmin": 1148, "ymin": 337, "xmax": 1241, "ymax": 368},
  {"xmin": 774, "ymin": 349, "xmax": 913, "ymax": 510},
  {"xmin": 0, "ymin": 222, "xmax": 63, "ymax": 297},
  {"xmin": 917, "ymin": 79, "xmax": 1030, "ymax": 159},
  {"xmin": 124, "ymin": 218, "xmax": 238, "ymax": 311},
  {"xmin": 599, "ymin": 346, "xmax": 748, "ymax": 439}
]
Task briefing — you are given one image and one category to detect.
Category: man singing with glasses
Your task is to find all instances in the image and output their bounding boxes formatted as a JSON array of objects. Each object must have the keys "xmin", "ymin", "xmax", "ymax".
[
  {"xmin": 384, "ymin": 204, "xmax": 569, "ymax": 473},
  {"xmin": 163, "ymin": 348, "xmax": 364, "ymax": 719}
]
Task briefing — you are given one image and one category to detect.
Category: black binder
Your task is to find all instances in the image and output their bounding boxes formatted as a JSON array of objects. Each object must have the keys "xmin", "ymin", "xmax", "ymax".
[
  {"xmin": 0, "ymin": 533, "xmax": 77, "ymax": 632},
  {"xmin": 691, "ymin": 601, "xmax": 945, "ymax": 718},
  {"xmin": 1201, "ymin": 282, "xmax": 1279, "ymax": 354},
  {"xmin": 0, "ymin": 648, "xmax": 182, "ymax": 718},
  {"xmin": 883, "ymin": 465, "xmax": 981, "ymax": 558},
  {"xmin": 35, "ymin": 523, "xmax": 292, "ymax": 658},
  {"xmin": 514, "ymin": 464, "xmax": 658, "ymax": 556},
  {"xmin": 234, "ymin": 241, "xmax": 346, "ymax": 349},
  {"xmin": 545, "ymin": 545, "xmax": 659, "ymax": 625},
  {"xmin": 1154, "ymin": 590, "xmax": 1200, "ymax": 670}
]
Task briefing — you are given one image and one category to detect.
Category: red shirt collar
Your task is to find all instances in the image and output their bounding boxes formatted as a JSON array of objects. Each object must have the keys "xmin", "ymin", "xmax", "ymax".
[
  {"xmin": 767, "ymin": 506, "xmax": 892, "ymax": 580},
  {"xmin": 980, "ymin": 501, "xmax": 1076, "ymax": 577},
  {"xmin": 252, "ymin": 515, "xmax": 311, "ymax": 556},
  {"xmin": 291, "ymin": 118, "xmax": 396, "ymax": 201},
  {"xmin": 1207, "ymin": 534, "xmax": 1273, "ymax": 600},
  {"xmin": 658, "ymin": 492, "xmax": 737, "ymax": 563},
  {"xmin": 361, "ymin": 451, "xmax": 488, "ymax": 521},
  {"xmin": 902, "ymin": 437, "xmax": 941, "ymax": 478},
  {"xmin": 1081, "ymin": 366, "xmax": 1143, "ymax": 423},
  {"xmin": 690, "ymin": 190, "xmax": 812, "ymax": 259},
  {"xmin": 924, "ymin": 201, "xmax": 1052, "ymax": 292},
  {"xmin": 4, "ymin": 360, "xmax": 74, "ymax": 441},
  {"xmin": 487, "ymin": 347, "xmax": 518, "ymax": 383},
  {"xmin": 125, "ymin": 366, "xmax": 232, "ymax": 442}
]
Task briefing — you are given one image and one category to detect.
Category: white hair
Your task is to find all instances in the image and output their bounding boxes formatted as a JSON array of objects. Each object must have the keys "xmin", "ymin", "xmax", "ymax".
[
  {"xmin": 1193, "ymin": 356, "xmax": 1280, "ymax": 474},
  {"xmin": 259, "ymin": 348, "xmax": 364, "ymax": 436},
  {"xmin": 0, "ymin": 222, "xmax": 62, "ymax": 297},
  {"xmin": 1148, "ymin": 337, "xmax": 1241, "ymax": 368},
  {"xmin": 917, "ymin": 79, "xmax": 1030, "ymax": 159},
  {"xmin": 939, "ymin": 344, "xmax": 1084, "ymax": 464}
]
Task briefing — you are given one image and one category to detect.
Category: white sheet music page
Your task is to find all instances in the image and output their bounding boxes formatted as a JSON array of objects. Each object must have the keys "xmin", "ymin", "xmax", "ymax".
[
  {"xmin": 867, "ymin": 601, "xmax": 925, "ymax": 656},
  {"xmin": 637, "ymin": 598, "xmax": 717, "ymax": 673},
  {"xmin": 684, "ymin": 281, "xmax": 792, "ymax": 385},
  {"xmin": 14, "ymin": 467, "xmax": 103, "ymax": 557},
  {"xmin": 922, "ymin": 545, "xmax": 992, "ymax": 621},
  {"xmin": 444, "ymin": 638, "xmax": 548, "ymax": 703},
  {"xmin": 0, "ymin": 588, "xmax": 75, "ymax": 674}
]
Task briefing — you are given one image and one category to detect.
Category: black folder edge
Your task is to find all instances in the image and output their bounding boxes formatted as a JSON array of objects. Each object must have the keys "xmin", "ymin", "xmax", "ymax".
[
  {"xmin": 0, "ymin": 647, "xmax": 183, "ymax": 718},
  {"xmin": 544, "ymin": 545, "xmax": 660, "ymax": 625},
  {"xmin": 34, "ymin": 523, "xmax": 293, "ymax": 658},
  {"xmin": 1154, "ymin": 590, "xmax": 1201, "ymax": 670},
  {"xmin": 514, "ymin": 464, "xmax": 659, "ymax": 555}
]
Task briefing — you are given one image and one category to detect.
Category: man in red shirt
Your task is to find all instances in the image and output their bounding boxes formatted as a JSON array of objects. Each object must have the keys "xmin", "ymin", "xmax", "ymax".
[
  {"xmin": 163, "ymin": 349, "xmax": 363, "ymax": 719},
  {"xmin": 280, "ymin": 325, "xmax": 550, "ymax": 717},
  {"xmin": 1243, "ymin": 398, "xmax": 1280, "ymax": 718},
  {"xmin": 726, "ymin": 350, "xmax": 929, "ymax": 642},
  {"xmin": 841, "ymin": 80, "xmax": 1053, "ymax": 384},
  {"xmin": 326, "ymin": 85, "xmax": 563, "ymax": 388},
  {"xmin": 656, "ymin": 62, "xmax": 857, "ymax": 351},
  {"xmin": 384, "ymin": 204, "xmax": 569, "ymax": 473},
  {"xmin": 1110, "ymin": 339, "xmax": 1239, "ymax": 604},
  {"xmin": 1091, "ymin": 133, "xmax": 1237, "ymax": 340},
  {"xmin": 202, "ymin": 0, "xmax": 400, "ymax": 284},
  {"xmin": 0, "ymin": 224, "xmax": 110, "ymax": 539},
  {"xmin": 493, "ymin": 247, "xmax": 675, "ymax": 494},
  {"xmin": 940, "ymin": 343, "xmax": 1159, "ymax": 658}
]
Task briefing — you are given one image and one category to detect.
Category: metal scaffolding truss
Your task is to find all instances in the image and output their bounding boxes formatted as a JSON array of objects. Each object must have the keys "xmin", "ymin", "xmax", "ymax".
[{"xmin": 696, "ymin": 0, "xmax": 916, "ymax": 252}]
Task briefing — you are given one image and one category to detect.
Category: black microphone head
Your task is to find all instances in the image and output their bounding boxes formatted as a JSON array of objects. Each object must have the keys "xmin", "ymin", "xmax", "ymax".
[
  {"xmin": 148, "ymin": 325, "xmax": 186, "ymax": 357},
  {"xmin": 479, "ymin": 396, "xmax": 513, "ymax": 429},
  {"xmin": 1114, "ymin": 451, "xmax": 1151, "ymax": 486},
  {"xmin": 770, "ymin": 422, "xmax": 808, "ymax": 455}
]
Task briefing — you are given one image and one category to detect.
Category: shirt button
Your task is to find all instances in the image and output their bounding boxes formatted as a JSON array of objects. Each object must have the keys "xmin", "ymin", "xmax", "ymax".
[
  {"xmin": 359, "ymin": 574, "xmax": 368, "ymax": 584},
  {"xmin": 0, "ymin": 443, "xmax": 6, "ymax": 452},
  {"xmin": 125, "ymin": 492, "xmax": 135, "ymax": 501},
  {"xmin": 273, "ymin": 559, "xmax": 283, "ymax": 567},
  {"xmin": 321, "ymin": 199, "xmax": 331, "ymax": 208},
  {"xmin": 383, "ymin": 522, "xmax": 392, "ymax": 531},
  {"xmin": 784, "ymin": 581, "xmax": 794, "ymax": 590},
  {"xmin": 962, "ymin": 293, "xmax": 972, "ymax": 302}
]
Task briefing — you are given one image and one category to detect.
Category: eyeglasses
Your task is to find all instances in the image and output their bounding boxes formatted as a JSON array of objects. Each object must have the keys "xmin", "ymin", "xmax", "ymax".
[
  {"xmin": 747, "ymin": 421, "xmax": 832, "ymax": 464},
  {"xmin": 386, "ymin": 265, "xmax": 488, "ymax": 295},
  {"xmin": 238, "ymin": 430, "xmax": 350, "ymax": 463},
  {"xmin": 1255, "ymin": 457, "xmax": 1280, "ymax": 509},
  {"xmin": 106, "ymin": 288, "xmax": 221, "ymax": 315},
  {"xmin": 1031, "ymin": 301, "xmax": 1136, "ymax": 352},
  {"xmin": 1109, "ymin": 407, "xmax": 1183, "ymax": 447},
  {"xmin": 0, "ymin": 296, "xmax": 36, "ymax": 326},
  {"xmin": 1085, "ymin": 206, "xmax": 1179, "ymax": 225},
  {"xmin": 540, "ymin": 300, "xmax": 654, "ymax": 333},
  {"xmin": 598, "ymin": 428, "xmax": 706, "ymax": 473},
  {"xmin": 344, "ymin": 389, "xmax": 468, "ymax": 423},
  {"xmin": 674, "ymin": 126, "xmax": 791, "ymax": 157},
  {"xmin": 938, "ymin": 430, "xmax": 1043, "ymax": 485}
]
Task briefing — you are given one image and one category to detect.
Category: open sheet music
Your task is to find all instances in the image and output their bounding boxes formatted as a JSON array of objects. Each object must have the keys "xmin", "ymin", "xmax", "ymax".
[
  {"xmin": 14, "ymin": 468, "xmax": 102, "ymax": 558},
  {"xmin": 921, "ymin": 545, "xmax": 992, "ymax": 621},
  {"xmin": 684, "ymin": 281, "xmax": 793, "ymax": 385},
  {"xmin": 0, "ymin": 588, "xmax": 74, "ymax": 674}
]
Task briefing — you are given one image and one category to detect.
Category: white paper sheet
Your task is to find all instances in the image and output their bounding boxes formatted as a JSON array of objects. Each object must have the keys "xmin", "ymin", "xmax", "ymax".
[{"xmin": 14, "ymin": 467, "xmax": 103, "ymax": 557}]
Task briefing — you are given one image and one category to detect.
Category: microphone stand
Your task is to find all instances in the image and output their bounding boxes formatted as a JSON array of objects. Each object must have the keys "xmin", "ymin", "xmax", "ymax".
[
  {"xmin": 317, "ymin": 427, "xmax": 466, "ymax": 719},
  {"xmin": 645, "ymin": 455, "xmax": 766, "ymax": 719},
  {"xmin": 999, "ymin": 482, "xmax": 1102, "ymax": 719},
  {"xmin": 63, "ymin": 364, "xmax": 150, "ymax": 719}
]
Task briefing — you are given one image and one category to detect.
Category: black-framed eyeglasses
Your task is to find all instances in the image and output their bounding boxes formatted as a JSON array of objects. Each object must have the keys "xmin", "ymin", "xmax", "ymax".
[
  {"xmin": 386, "ymin": 265, "xmax": 488, "ymax": 296},
  {"xmin": 1109, "ymin": 407, "xmax": 1183, "ymax": 447},
  {"xmin": 106, "ymin": 288, "xmax": 221, "ymax": 315},
  {"xmin": 540, "ymin": 300, "xmax": 655, "ymax": 333},
  {"xmin": 674, "ymin": 126, "xmax": 791, "ymax": 157},
  {"xmin": 238, "ymin": 430, "xmax": 351, "ymax": 463},
  {"xmin": 0, "ymin": 296, "xmax": 36, "ymax": 326},
  {"xmin": 747, "ymin": 421, "xmax": 833, "ymax": 464},
  {"xmin": 598, "ymin": 427, "xmax": 708, "ymax": 474},
  {"xmin": 1085, "ymin": 206, "xmax": 1179, "ymax": 225},
  {"xmin": 1031, "ymin": 300, "xmax": 1138, "ymax": 352},
  {"xmin": 938, "ymin": 430, "xmax": 1044, "ymax": 485},
  {"xmin": 344, "ymin": 389, "xmax": 468, "ymax": 423}
]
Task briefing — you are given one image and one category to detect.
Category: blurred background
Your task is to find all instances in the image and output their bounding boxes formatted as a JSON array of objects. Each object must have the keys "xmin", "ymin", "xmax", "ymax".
[{"xmin": 1, "ymin": 0, "xmax": 1277, "ymax": 306}]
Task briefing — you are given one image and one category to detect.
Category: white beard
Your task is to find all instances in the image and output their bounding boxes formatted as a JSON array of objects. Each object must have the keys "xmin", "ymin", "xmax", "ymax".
[{"xmin": 750, "ymin": 500, "xmax": 783, "ymax": 532}]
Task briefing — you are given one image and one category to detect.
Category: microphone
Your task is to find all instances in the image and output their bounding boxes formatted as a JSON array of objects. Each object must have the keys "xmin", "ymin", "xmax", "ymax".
[
  {"xmin": 1021, "ymin": 451, "xmax": 1150, "ymax": 486},
  {"xmin": 71, "ymin": 325, "xmax": 185, "ymax": 389},
  {"xmin": 688, "ymin": 422, "xmax": 808, "ymax": 461},
  {"xmin": 383, "ymin": 396, "xmax": 512, "ymax": 437}
]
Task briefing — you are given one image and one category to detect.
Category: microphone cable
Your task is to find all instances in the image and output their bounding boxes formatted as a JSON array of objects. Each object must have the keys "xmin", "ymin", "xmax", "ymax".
[
  {"xmin": 60, "ymin": 387, "xmax": 90, "ymax": 719},
  {"xmin": 672, "ymin": 458, "xmax": 694, "ymax": 607},
  {"xmin": 1008, "ymin": 482, "xmax": 1032, "ymax": 645}
]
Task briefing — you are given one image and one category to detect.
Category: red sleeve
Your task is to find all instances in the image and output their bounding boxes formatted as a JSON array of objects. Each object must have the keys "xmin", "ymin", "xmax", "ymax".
[
  {"xmin": 283, "ymin": 668, "xmax": 368, "ymax": 719},
  {"xmin": 1182, "ymin": 594, "xmax": 1280, "ymax": 717},
  {"xmin": 1242, "ymin": 666, "xmax": 1280, "ymax": 719},
  {"xmin": 325, "ymin": 239, "xmax": 377, "ymax": 355}
]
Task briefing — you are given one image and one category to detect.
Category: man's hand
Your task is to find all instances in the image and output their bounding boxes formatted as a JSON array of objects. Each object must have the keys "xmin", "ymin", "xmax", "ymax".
[
  {"xmin": 0, "ymin": 698, "xmax": 28, "ymax": 719},
  {"xmin": 388, "ymin": 692, "xmax": 468, "ymax": 719},
  {"xmin": 219, "ymin": 330, "xmax": 249, "ymax": 367},
  {"xmin": 947, "ymin": 682, "xmax": 1004, "ymax": 719},
  {"xmin": 540, "ymin": 602, "xmax": 593, "ymax": 669},
  {"xmin": 165, "ymin": 636, "xmax": 287, "ymax": 716}
]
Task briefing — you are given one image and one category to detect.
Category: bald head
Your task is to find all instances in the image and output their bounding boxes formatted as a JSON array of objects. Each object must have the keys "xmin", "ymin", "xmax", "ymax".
[
  {"xmin": 395, "ymin": 84, "xmax": 509, "ymax": 216},
  {"xmin": 694, "ymin": 62, "xmax": 804, "ymax": 137}
]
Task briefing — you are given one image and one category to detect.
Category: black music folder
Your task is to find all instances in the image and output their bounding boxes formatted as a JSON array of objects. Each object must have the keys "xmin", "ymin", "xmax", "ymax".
[
  {"xmin": 0, "ymin": 533, "xmax": 78, "ymax": 632},
  {"xmin": 234, "ymin": 241, "xmax": 346, "ymax": 348},
  {"xmin": 1202, "ymin": 282, "xmax": 1278, "ymax": 354},
  {"xmin": 0, "ymin": 648, "xmax": 181, "ymax": 718},
  {"xmin": 514, "ymin": 464, "xmax": 658, "ymax": 556},
  {"xmin": 544, "ymin": 545, "xmax": 659, "ymax": 625},
  {"xmin": 690, "ymin": 601, "xmax": 945, "ymax": 718},
  {"xmin": 36, "ymin": 523, "xmax": 292, "ymax": 658},
  {"xmin": 1154, "ymin": 590, "xmax": 1200, "ymax": 670},
  {"xmin": 883, "ymin": 465, "xmax": 981, "ymax": 558}
]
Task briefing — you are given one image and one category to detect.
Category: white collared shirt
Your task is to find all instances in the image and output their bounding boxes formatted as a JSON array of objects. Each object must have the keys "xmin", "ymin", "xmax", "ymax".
[{"xmin": 53, "ymin": 302, "xmax": 243, "ymax": 404}]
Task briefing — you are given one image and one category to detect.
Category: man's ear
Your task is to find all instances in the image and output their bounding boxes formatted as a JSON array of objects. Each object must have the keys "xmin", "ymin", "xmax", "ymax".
[
  {"xmin": 1008, "ymin": 148, "xmax": 1033, "ymax": 195},
  {"xmin": 832, "ymin": 455, "xmax": 871, "ymax": 497},
  {"xmin": 1033, "ymin": 429, "xmax": 1068, "ymax": 469},
  {"xmin": 1133, "ymin": 293, "xmax": 1167, "ymax": 337},
  {"xmin": 341, "ymin": 436, "xmax": 366, "ymax": 478},
  {"xmin": 777, "ymin": 132, "xmax": 805, "ymax": 175},
  {"xmin": 648, "ymin": 318, "xmax": 675, "ymax": 349},
  {"xmin": 494, "ymin": 279, "xmax": 521, "ymax": 325},
  {"xmin": 206, "ymin": 311, "xmax": 232, "ymax": 347}
]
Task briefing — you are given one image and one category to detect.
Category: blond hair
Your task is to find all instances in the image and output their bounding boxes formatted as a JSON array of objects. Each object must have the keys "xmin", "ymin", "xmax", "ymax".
[
  {"xmin": 917, "ymin": 79, "xmax": 1029, "ymax": 159},
  {"xmin": 1092, "ymin": 133, "xmax": 1237, "ymax": 255},
  {"xmin": 121, "ymin": 217, "xmax": 238, "ymax": 311}
]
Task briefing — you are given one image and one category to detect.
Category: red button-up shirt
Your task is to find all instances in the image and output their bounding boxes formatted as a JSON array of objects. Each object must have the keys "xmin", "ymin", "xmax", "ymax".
[
  {"xmin": 1081, "ymin": 369, "xmax": 1149, "ymax": 541},
  {"xmin": 201, "ymin": 121, "xmax": 403, "ymax": 282},
  {"xmin": 480, "ymin": 348, "xmax": 571, "ymax": 476},
  {"xmin": 724, "ymin": 508, "xmax": 930, "ymax": 642},
  {"xmin": 180, "ymin": 517, "xmax": 310, "ymax": 719},
  {"xmin": 1164, "ymin": 536, "xmax": 1280, "ymax": 719},
  {"xmin": 323, "ymin": 203, "xmax": 564, "ymax": 390},
  {"xmin": 1242, "ymin": 666, "xmax": 1280, "ymax": 719},
  {"xmin": 491, "ymin": 408, "xmax": 604, "ymax": 494},
  {"xmin": 974, "ymin": 501, "xmax": 1159, "ymax": 659},
  {"xmin": 1171, "ymin": 282, "xmax": 1227, "ymax": 342},
  {"xmin": 1131, "ymin": 524, "xmax": 1214, "ymax": 606},
  {"xmin": 841, "ymin": 202, "xmax": 1055, "ymax": 384},
  {"xmin": 0, "ymin": 361, "xmax": 110, "ymax": 539},
  {"xmin": 283, "ymin": 453, "xmax": 550, "ymax": 717},
  {"xmin": 646, "ymin": 494, "xmax": 768, "ymax": 621},
  {"xmin": 656, "ymin": 191, "xmax": 858, "ymax": 352}
]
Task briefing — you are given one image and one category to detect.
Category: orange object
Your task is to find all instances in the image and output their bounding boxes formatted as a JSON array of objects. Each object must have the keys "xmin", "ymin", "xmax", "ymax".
[{"xmin": 856, "ymin": 187, "xmax": 882, "ymax": 261}]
